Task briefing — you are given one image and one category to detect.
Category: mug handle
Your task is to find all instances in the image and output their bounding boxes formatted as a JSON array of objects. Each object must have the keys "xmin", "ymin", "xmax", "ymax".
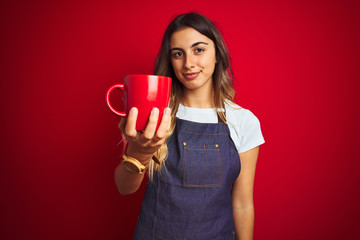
[{"xmin": 106, "ymin": 84, "xmax": 127, "ymax": 117}]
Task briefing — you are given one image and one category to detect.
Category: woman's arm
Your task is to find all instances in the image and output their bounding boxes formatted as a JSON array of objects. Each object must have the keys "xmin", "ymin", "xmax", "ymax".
[
  {"xmin": 114, "ymin": 107, "xmax": 171, "ymax": 195},
  {"xmin": 232, "ymin": 146, "xmax": 260, "ymax": 240}
]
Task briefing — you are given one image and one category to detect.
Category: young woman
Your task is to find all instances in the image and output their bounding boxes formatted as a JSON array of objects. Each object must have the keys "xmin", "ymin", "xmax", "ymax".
[{"xmin": 115, "ymin": 12, "xmax": 265, "ymax": 240}]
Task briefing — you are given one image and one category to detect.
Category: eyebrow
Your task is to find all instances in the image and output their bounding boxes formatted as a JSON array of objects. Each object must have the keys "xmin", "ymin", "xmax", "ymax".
[{"xmin": 170, "ymin": 41, "xmax": 209, "ymax": 52}]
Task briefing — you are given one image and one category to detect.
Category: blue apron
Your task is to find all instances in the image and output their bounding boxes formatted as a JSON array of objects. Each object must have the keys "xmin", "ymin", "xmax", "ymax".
[{"xmin": 133, "ymin": 118, "xmax": 241, "ymax": 240}]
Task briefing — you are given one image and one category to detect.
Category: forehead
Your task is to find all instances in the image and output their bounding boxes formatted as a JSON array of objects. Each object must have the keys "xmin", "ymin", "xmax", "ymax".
[{"xmin": 170, "ymin": 27, "xmax": 214, "ymax": 48}]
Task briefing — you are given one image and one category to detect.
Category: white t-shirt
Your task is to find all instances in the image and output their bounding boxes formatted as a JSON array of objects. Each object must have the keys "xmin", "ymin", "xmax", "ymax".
[{"xmin": 176, "ymin": 101, "xmax": 265, "ymax": 153}]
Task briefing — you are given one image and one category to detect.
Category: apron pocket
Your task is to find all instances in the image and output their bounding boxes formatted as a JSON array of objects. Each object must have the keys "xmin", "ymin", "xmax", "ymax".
[{"xmin": 183, "ymin": 143, "xmax": 221, "ymax": 187}]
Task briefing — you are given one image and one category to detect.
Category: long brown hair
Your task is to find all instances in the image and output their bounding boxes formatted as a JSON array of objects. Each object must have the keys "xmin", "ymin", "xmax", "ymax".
[{"xmin": 149, "ymin": 12, "xmax": 236, "ymax": 180}]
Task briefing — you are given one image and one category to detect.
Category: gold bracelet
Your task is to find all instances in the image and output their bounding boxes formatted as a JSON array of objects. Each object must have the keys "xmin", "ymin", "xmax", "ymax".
[{"xmin": 121, "ymin": 154, "xmax": 150, "ymax": 174}]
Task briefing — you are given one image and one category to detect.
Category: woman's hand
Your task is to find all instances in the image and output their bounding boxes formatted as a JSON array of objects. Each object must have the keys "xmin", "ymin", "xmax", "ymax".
[{"xmin": 118, "ymin": 107, "xmax": 172, "ymax": 162}]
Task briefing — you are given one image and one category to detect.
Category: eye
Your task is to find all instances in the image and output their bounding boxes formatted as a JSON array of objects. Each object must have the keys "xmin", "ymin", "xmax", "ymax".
[
  {"xmin": 194, "ymin": 48, "xmax": 204, "ymax": 54},
  {"xmin": 172, "ymin": 51, "xmax": 183, "ymax": 58}
]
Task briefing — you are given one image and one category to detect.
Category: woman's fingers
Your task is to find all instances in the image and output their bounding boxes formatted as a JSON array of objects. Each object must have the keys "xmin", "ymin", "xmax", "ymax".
[
  {"xmin": 155, "ymin": 108, "xmax": 171, "ymax": 139},
  {"xmin": 120, "ymin": 107, "xmax": 171, "ymax": 154},
  {"xmin": 142, "ymin": 108, "xmax": 159, "ymax": 140},
  {"xmin": 124, "ymin": 107, "xmax": 138, "ymax": 138}
]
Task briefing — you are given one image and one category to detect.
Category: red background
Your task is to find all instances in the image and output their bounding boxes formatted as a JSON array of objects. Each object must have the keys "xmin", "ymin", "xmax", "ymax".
[{"xmin": 1, "ymin": 0, "xmax": 359, "ymax": 239}]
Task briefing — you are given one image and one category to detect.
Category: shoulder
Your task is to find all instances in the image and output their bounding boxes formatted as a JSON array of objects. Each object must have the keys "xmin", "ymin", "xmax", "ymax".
[
  {"xmin": 225, "ymin": 100, "xmax": 260, "ymax": 127},
  {"xmin": 225, "ymin": 100, "xmax": 264, "ymax": 153}
]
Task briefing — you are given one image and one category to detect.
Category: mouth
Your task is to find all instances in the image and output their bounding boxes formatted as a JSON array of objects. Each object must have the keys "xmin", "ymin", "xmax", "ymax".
[{"xmin": 183, "ymin": 72, "xmax": 200, "ymax": 80}]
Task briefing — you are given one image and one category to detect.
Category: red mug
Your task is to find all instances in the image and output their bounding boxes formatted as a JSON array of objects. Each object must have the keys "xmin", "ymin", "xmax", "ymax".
[{"xmin": 106, "ymin": 74, "xmax": 172, "ymax": 131}]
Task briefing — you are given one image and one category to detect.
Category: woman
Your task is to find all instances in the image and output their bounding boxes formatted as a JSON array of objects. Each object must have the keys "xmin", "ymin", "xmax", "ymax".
[{"xmin": 115, "ymin": 12, "xmax": 265, "ymax": 240}]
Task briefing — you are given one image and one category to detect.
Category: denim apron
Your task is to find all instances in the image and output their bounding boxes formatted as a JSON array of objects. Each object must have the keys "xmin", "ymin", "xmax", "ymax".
[{"xmin": 133, "ymin": 118, "xmax": 241, "ymax": 240}]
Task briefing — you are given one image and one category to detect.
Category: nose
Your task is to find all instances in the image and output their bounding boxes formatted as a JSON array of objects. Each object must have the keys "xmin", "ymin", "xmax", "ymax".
[{"xmin": 184, "ymin": 54, "xmax": 195, "ymax": 69}]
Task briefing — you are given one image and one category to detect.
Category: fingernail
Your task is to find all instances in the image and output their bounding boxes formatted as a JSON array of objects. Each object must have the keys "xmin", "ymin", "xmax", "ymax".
[
  {"xmin": 151, "ymin": 108, "xmax": 159, "ymax": 115},
  {"xmin": 130, "ymin": 108, "xmax": 138, "ymax": 115},
  {"xmin": 164, "ymin": 108, "xmax": 171, "ymax": 116}
]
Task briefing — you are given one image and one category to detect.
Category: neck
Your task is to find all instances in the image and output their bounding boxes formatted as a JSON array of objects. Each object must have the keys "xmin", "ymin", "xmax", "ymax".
[{"xmin": 181, "ymin": 87, "xmax": 215, "ymax": 108}]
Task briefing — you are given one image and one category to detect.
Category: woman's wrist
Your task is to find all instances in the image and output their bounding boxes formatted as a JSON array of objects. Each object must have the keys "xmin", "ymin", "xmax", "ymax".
[
  {"xmin": 125, "ymin": 151, "xmax": 153, "ymax": 163},
  {"xmin": 121, "ymin": 154, "xmax": 151, "ymax": 174},
  {"xmin": 121, "ymin": 149, "xmax": 162, "ymax": 174}
]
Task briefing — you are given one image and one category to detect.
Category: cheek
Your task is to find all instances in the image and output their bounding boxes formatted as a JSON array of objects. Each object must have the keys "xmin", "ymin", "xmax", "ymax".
[
  {"xmin": 202, "ymin": 57, "xmax": 216, "ymax": 72},
  {"xmin": 171, "ymin": 61, "xmax": 183, "ymax": 79},
  {"xmin": 171, "ymin": 60, "xmax": 181, "ymax": 72}
]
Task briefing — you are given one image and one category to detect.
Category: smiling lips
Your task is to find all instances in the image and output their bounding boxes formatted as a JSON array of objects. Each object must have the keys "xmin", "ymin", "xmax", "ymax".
[{"xmin": 183, "ymin": 72, "xmax": 200, "ymax": 80}]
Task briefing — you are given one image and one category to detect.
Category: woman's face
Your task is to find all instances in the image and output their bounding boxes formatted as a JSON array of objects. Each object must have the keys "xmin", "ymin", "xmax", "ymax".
[{"xmin": 170, "ymin": 27, "xmax": 217, "ymax": 93}]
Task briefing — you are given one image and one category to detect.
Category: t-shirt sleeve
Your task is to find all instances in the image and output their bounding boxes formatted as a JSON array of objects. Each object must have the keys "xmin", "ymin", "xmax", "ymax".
[{"xmin": 237, "ymin": 110, "xmax": 265, "ymax": 153}]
